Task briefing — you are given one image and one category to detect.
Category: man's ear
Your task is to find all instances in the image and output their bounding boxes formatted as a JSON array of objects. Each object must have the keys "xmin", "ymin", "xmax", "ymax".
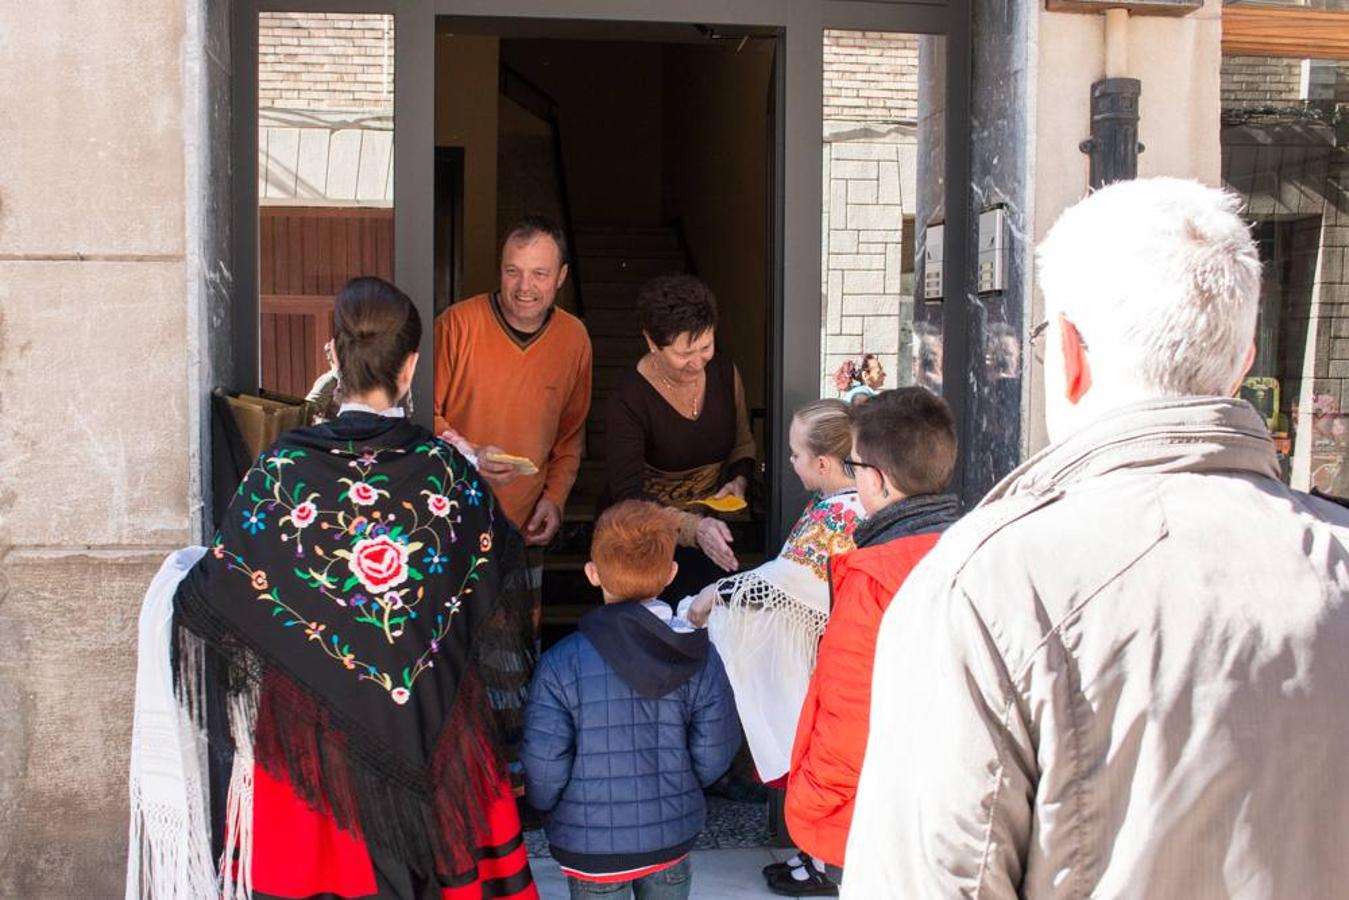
[
  {"xmin": 556, "ymin": 262, "xmax": 570, "ymax": 290},
  {"xmin": 881, "ymin": 472, "xmax": 906, "ymax": 501},
  {"xmin": 583, "ymin": 561, "xmax": 602, "ymax": 589},
  {"xmin": 1230, "ymin": 342, "xmax": 1257, "ymax": 396},
  {"xmin": 664, "ymin": 560, "xmax": 679, "ymax": 589},
  {"xmin": 1059, "ymin": 314, "xmax": 1093, "ymax": 405}
]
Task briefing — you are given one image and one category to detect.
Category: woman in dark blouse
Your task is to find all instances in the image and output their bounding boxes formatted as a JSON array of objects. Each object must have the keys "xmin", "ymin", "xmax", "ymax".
[{"xmin": 605, "ymin": 273, "xmax": 756, "ymax": 600}]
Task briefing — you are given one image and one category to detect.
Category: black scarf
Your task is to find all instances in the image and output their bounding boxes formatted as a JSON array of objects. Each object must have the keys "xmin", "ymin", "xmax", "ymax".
[
  {"xmin": 174, "ymin": 412, "xmax": 533, "ymax": 879},
  {"xmin": 853, "ymin": 493, "xmax": 961, "ymax": 548}
]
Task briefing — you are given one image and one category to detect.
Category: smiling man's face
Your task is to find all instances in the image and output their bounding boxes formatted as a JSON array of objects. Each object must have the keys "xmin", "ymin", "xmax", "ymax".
[{"xmin": 498, "ymin": 234, "xmax": 568, "ymax": 334}]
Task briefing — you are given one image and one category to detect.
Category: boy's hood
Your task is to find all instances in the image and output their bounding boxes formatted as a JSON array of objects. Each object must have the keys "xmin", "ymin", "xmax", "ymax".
[{"xmin": 577, "ymin": 600, "xmax": 709, "ymax": 699}]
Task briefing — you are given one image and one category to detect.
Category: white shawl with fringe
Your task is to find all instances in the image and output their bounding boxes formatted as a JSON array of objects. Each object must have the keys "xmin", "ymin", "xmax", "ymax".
[
  {"xmin": 125, "ymin": 547, "xmax": 221, "ymax": 900},
  {"xmin": 679, "ymin": 489, "xmax": 863, "ymax": 781}
]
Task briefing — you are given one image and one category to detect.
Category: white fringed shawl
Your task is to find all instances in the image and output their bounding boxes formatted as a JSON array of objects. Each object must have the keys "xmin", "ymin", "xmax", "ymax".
[
  {"xmin": 678, "ymin": 489, "xmax": 863, "ymax": 781},
  {"xmin": 125, "ymin": 547, "xmax": 223, "ymax": 900}
]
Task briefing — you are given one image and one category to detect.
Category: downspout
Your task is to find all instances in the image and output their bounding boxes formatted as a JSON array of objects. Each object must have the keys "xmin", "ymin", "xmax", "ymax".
[{"xmin": 1080, "ymin": 7, "xmax": 1144, "ymax": 188}]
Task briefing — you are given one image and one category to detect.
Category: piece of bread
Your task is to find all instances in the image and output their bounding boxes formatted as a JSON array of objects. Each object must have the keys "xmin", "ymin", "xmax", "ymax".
[{"xmin": 482, "ymin": 450, "xmax": 539, "ymax": 476}]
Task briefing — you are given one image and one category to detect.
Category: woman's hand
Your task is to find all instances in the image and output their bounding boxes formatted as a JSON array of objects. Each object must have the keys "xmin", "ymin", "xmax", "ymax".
[
  {"xmin": 714, "ymin": 475, "xmax": 749, "ymax": 501},
  {"xmin": 686, "ymin": 584, "xmax": 720, "ymax": 628},
  {"xmin": 696, "ymin": 517, "xmax": 739, "ymax": 573}
]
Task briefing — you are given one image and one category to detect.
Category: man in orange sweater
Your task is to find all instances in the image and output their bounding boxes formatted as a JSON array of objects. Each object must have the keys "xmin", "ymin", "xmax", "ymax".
[
  {"xmin": 433, "ymin": 216, "xmax": 593, "ymax": 544},
  {"xmin": 778, "ymin": 388, "xmax": 960, "ymax": 896}
]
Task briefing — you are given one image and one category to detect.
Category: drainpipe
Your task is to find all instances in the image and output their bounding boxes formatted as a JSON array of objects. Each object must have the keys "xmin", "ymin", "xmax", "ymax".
[
  {"xmin": 1080, "ymin": 7, "xmax": 1144, "ymax": 188},
  {"xmin": 1104, "ymin": 7, "xmax": 1128, "ymax": 76}
]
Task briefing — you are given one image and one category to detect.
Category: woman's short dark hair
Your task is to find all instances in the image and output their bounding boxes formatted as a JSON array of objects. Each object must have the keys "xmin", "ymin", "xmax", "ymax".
[
  {"xmin": 636, "ymin": 273, "xmax": 718, "ymax": 348},
  {"xmin": 333, "ymin": 276, "xmax": 422, "ymax": 401}
]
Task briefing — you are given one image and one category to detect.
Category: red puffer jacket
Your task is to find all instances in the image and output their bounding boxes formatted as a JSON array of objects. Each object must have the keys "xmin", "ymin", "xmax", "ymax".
[{"xmin": 784, "ymin": 531, "xmax": 942, "ymax": 867}]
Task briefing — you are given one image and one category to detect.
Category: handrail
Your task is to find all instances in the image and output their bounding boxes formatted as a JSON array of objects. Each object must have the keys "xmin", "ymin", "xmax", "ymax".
[{"xmin": 499, "ymin": 64, "xmax": 585, "ymax": 319}]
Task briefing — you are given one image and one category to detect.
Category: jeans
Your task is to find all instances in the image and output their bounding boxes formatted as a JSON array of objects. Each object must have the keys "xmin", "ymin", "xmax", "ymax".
[{"xmin": 565, "ymin": 856, "xmax": 692, "ymax": 900}]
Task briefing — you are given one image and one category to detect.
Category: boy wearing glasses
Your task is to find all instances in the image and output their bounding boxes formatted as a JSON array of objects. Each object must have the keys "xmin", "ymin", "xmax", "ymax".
[{"xmin": 777, "ymin": 388, "xmax": 959, "ymax": 896}]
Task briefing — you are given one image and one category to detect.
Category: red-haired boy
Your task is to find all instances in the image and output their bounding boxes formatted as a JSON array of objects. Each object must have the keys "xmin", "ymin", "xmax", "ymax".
[{"xmin": 522, "ymin": 500, "xmax": 740, "ymax": 899}]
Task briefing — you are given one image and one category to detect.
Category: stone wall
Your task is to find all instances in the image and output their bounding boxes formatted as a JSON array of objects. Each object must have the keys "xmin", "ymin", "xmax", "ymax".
[
  {"xmin": 820, "ymin": 128, "xmax": 917, "ymax": 396},
  {"xmin": 820, "ymin": 31, "xmax": 921, "ymax": 398},
  {"xmin": 0, "ymin": 0, "xmax": 201, "ymax": 896},
  {"xmin": 259, "ymin": 12, "xmax": 393, "ymax": 114}
]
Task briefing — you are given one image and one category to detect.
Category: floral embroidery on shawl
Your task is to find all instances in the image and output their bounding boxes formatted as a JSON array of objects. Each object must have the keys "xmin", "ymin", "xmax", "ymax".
[
  {"xmin": 211, "ymin": 440, "xmax": 491, "ymax": 705},
  {"xmin": 779, "ymin": 496, "xmax": 861, "ymax": 579}
]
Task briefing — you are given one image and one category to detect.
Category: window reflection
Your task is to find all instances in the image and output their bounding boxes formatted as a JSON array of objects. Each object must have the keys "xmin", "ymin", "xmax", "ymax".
[{"xmin": 1221, "ymin": 54, "xmax": 1347, "ymax": 489}]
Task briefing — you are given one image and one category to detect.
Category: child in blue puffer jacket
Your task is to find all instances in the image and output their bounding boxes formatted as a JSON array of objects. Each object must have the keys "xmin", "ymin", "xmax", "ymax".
[{"xmin": 522, "ymin": 500, "xmax": 740, "ymax": 899}]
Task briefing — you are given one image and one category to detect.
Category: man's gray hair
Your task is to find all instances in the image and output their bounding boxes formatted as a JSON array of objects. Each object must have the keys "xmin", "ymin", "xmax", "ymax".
[{"xmin": 1036, "ymin": 178, "xmax": 1262, "ymax": 397}]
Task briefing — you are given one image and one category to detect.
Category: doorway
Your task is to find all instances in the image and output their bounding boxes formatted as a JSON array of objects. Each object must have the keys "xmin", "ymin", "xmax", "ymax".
[{"xmin": 434, "ymin": 19, "xmax": 778, "ymax": 631}]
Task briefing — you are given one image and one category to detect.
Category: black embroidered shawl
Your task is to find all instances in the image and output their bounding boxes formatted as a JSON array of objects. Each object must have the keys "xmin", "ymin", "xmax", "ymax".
[{"xmin": 174, "ymin": 411, "xmax": 533, "ymax": 879}]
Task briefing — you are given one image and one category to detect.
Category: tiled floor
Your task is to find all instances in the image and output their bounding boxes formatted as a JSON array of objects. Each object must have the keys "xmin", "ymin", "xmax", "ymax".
[{"xmin": 529, "ymin": 848, "xmax": 796, "ymax": 899}]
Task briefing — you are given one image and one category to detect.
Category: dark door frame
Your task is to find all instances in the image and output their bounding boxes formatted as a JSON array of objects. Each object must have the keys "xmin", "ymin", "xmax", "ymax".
[{"xmin": 233, "ymin": 0, "xmax": 973, "ymax": 543}]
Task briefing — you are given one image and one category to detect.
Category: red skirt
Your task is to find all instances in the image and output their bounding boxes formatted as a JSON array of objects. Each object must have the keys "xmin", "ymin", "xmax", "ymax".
[{"xmin": 249, "ymin": 763, "xmax": 538, "ymax": 900}]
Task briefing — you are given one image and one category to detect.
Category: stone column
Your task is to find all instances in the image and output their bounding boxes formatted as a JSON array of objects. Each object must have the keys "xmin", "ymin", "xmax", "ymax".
[{"xmin": 0, "ymin": 1, "xmax": 202, "ymax": 895}]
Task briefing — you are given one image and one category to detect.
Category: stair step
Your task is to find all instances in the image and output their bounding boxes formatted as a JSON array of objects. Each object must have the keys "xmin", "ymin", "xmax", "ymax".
[
  {"xmin": 590, "ymin": 340, "xmax": 646, "ymax": 366},
  {"xmin": 582, "ymin": 256, "xmax": 688, "ymax": 283},
  {"xmin": 576, "ymin": 283, "xmax": 640, "ymax": 309},
  {"xmin": 574, "ymin": 227, "xmax": 683, "ymax": 256},
  {"xmin": 584, "ymin": 308, "xmax": 641, "ymax": 338}
]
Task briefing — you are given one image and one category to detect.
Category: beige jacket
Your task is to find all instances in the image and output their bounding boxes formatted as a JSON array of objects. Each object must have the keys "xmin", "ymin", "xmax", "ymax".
[{"xmin": 843, "ymin": 398, "xmax": 1349, "ymax": 899}]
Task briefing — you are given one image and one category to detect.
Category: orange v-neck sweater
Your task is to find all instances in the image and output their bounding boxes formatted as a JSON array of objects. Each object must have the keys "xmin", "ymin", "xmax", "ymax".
[{"xmin": 433, "ymin": 293, "xmax": 593, "ymax": 527}]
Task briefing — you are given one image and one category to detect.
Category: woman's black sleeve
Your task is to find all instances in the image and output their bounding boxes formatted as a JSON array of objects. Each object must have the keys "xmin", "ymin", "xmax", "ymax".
[{"xmin": 605, "ymin": 387, "xmax": 649, "ymax": 501}]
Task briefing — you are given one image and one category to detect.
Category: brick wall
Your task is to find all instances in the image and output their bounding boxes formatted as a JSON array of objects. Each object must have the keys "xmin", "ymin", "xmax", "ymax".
[
  {"xmin": 259, "ymin": 12, "xmax": 393, "ymax": 114},
  {"xmin": 1221, "ymin": 55, "xmax": 1303, "ymax": 108},
  {"xmin": 823, "ymin": 30, "xmax": 919, "ymax": 123}
]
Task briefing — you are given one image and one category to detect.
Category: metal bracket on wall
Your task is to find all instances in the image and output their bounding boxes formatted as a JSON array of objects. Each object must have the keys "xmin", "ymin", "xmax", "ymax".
[{"xmin": 1078, "ymin": 77, "xmax": 1144, "ymax": 190}]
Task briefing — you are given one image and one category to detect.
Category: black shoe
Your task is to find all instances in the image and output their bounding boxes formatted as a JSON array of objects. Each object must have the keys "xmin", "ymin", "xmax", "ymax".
[
  {"xmin": 762, "ymin": 852, "xmax": 805, "ymax": 880},
  {"xmin": 766, "ymin": 865, "xmax": 838, "ymax": 897}
]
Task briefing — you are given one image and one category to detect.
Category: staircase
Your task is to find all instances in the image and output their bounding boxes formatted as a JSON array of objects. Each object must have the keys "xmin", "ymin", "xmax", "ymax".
[{"xmin": 540, "ymin": 225, "xmax": 692, "ymax": 640}]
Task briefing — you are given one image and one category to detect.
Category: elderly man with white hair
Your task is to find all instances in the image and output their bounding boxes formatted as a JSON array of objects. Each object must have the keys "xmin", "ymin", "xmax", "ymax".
[{"xmin": 842, "ymin": 178, "xmax": 1349, "ymax": 898}]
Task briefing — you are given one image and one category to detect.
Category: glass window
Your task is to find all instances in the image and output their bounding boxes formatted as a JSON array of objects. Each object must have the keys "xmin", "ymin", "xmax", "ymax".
[
  {"xmin": 256, "ymin": 12, "xmax": 395, "ymax": 399},
  {"xmin": 1220, "ymin": 54, "xmax": 1348, "ymax": 490},
  {"xmin": 820, "ymin": 31, "xmax": 946, "ymax": 407}
]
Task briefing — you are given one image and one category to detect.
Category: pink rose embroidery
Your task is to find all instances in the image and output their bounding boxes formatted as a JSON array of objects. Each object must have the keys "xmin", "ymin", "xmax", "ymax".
[
  {"xmin": 390, "ymin": 687, "xmax": 410, "ymax": 705},
  {"xmin": 427, "ymin": 494, "xmax": 452, "ymax": 517},
  {"xmin": 349, "ymin": 482, "xmax": 379, "ymax": 506},
  {"xmin": 290, "ymin": 501, "xmax": 317, "ymax": 529},
  {"xmin": 348, "ymin": 534, "xmax": 409, "ymax": 594}
]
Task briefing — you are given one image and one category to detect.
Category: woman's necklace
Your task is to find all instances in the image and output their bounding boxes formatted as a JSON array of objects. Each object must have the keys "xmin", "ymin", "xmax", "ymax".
[{"xmin": 653, "ymin": 361, "xmax": 703, "ymax": 418}]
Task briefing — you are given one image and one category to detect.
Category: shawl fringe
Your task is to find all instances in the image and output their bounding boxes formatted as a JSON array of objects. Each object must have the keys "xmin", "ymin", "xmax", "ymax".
[{"xmin": 711, "ymin": 572, "xmax": 830, "ymax": 673}]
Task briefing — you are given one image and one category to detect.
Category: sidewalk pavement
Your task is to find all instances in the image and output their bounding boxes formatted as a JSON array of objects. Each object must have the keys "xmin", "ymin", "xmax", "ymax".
[{"xmin": 530, "ymin": 848, "xmax": 795, "ymax": 898}]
